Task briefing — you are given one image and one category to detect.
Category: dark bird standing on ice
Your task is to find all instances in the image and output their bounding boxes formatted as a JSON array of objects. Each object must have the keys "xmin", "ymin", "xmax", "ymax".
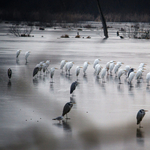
[
  {"xmin": 52, "ymin": 102, "xmax": 73, "ymax": 123},
  {"xmin": 136, "ymin": 109, "xmax": 148, "ymax": 128},
  {"xmin": 127, "ymin": 68, "xmax": 134, "ymax": 78},
  {"xmin": 7, "ymin": 68, "xmax": 12, "ymax": 80},
  {"xmin": 33, "ymin": 67, "xmax": 39, "ymax": 77},
  {"xmin": 70, "ymin": 81, "xmax": 78, "ymax": 95}
]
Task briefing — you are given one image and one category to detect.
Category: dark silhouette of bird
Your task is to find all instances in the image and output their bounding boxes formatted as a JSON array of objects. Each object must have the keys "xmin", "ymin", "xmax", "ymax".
[
  {"xmin": 136, "ymin": 109, "xmax": 148, "ymax": 128},
  {"xmin": 62, "ymin": 102, "xmax": 73, "ymax": 119},
  {"xmin": 120, "ymin": 36, "xmax": 124, "ymax": 39},
  {"xmin": 33, "ymin": 67, "xmax": 39, "ymax": 77},
  {"xmin": 127, "ymin": 68, "xmax": 134, "ymax": 78},
  {"xmin": 7, "ymin": 68, "xmax": 12, "ymax": 80},
  {"xmin": 70, "ymin": 81, "xmax": 78, "ymax": 94},
  {"xmin": 52, "ymin": 102, "xmax": 73, "ymax": 123},
  {"xmin": 117, "ymin": 31, "xmax": 119, "ymax": 36}
]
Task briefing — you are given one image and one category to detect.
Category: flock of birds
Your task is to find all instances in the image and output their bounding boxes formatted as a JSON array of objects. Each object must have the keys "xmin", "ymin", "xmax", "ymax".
[{"xmin": 7, "ymin": 50, "xmax": 149, "ymax": 128}]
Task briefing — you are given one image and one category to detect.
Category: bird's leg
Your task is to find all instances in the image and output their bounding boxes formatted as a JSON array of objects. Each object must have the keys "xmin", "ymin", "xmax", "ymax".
[
  {"xmin": 66, "ymin": 114, "xmax": 70, "ymax": 120},
  {"xmin": 107, "ymin": 70, "xmax": 109, "ymax": 75},
  {"xmin": 139, "ymin": 123, "xmax": 143, "ymax": 128},
  {"xmin": 102, "ymin": 77, "xmax": 105, "ymax": 83},
  {"xmin": 110, "ymin": 71, "xmax": 112, "ymax": 76},
  {"xmin": 119, "ymin": 78, "xmax": 122, "ymax": 84}
]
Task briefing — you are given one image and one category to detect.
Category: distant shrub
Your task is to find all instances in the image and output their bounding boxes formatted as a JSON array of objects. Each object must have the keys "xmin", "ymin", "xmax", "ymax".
[
  {"xmin": 61, "ymin": 34, "xmax": 69, "ymax": 38},
  {"xmin": 75, "ymin": 35, "xmax": 80, "ymax": 38},
  {"xmin": 39, "ymin": 27, "xmax": 45, "ymax": 30}
]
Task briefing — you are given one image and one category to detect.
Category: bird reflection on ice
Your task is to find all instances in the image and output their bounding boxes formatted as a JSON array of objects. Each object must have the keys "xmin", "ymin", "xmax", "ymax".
[
  {"xmin": 16, "ymin": 58, "xmax": 20, "ymax": 65},
  {"xmin": 62, "ymin": 120, "xmax": 72, "ymax": 132},
  {"xmin": 7, "ymin": 80, "xmax": 11, "ymax": 88},
  {"xmin": 53, "ymin": 121, "xmax": 72, "ymax": 132},
  {"xmin": 83, "ymin": 75, "xmax": 88, "ymax": 83},
  {"xmin": 136, "ymin": 128, "xmax": 144, "ymax": 146},
  {"xmin": 33, "ymin": 78, "xmax": 39, "ymax": 86},
  {"xmin": 50, "ymin": 83, "xmax": 54, "ymax": 91},
  {"xmin": 117, "ymin": 84, "xmax": 123, "ymax": 93}
]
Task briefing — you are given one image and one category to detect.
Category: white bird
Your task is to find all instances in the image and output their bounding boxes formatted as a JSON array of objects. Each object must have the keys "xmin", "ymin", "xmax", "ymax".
[
  {"xmin": 95, "ymin": 64, "xmax": 103, "ymax": 77},
  {"xmin": 128, "ymin": 71, "xmax": 136, "ymax": 85},
  {"xmin": 136, "ymin": 69, "xmax": 143, "ymax": 83},
  {"xmin": 75, "ymin": 66, "xmax": 82, "ymax": 78},
  {"xmin": 50, "ymin": 67, "xmax": 58, "ymax": 82},
  {"xmin": 45, "ymin": 60, "xmax": 50, "ymax": 72},
  {"xmin": 106, "ymin": 61, "xmax": 110, "ymax": 73},
  {"xmin": 139, "ymin": 63, "xmax": 146, "ymax": 68},
  {"xmin": 146, "ymin": 72, "xmax": 150, "ymax": 86},
  {"xmin": 42, "ymin": 63, "xmax": 47, "ymax": 75},
  {"xmin": 93, "ymin": 59, "xmax": 101, "ymax": 69},
  {"xmin": 106, "ymin": 60, "xmax": 115, "ymax": 75},
  {"xmin": 60, "ymin": 60, "xmax": 68, "ymax": 72},
  {"xmin": 25, "ymin": 51, "xmax": 31, "ymax": 63},
  {"xmin": 16, "ymin": 50, "xmax": 21, "ymax": 58},
  {"xmin": 136, "ymin": 109, "xmax": 148, "ymax": 128},
  {"xmin": 83, "ymin": 61, "xmax": 90, "ymax": 76},
  {"xmin": 125, "ymin": 65, "xmax": 131, "ymax": 75},
  {"xmin": 109, "ymin": 61, "xmax": 115, "ymax": 75},
  {"xmin": 114, "ymin": 62, "xmax": 123, "ymax": 76},
  {"xmin": 117, "ymin": 69, "xmax": 126, "ymax": 84},
  {"xmin": 65, "ymin": 61, "xmax": 74, "ymax": 75},
  {"xmin": 101, "ymin": 67, "xmax": 107, "ymax": 82},
  {"xmin": 38, "ymin": 61, "xmax": 44, "ymax": 75}
]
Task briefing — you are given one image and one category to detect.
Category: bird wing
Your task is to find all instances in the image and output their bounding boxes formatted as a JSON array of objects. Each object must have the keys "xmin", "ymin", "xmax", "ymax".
[
  {"xmin": 33, "ymin": 67, "xmax": 39, "ymax": 77},
  {"xmin": 70, "ymin": 82, "xmax": 76, "ymax": 94},
  {"xmin": 62, "ymin": 103, "xmax": 73, "ymax": 116},
  {"xmin": 136, "ymin": 111, "xmax": 145, "ymax": 124}
]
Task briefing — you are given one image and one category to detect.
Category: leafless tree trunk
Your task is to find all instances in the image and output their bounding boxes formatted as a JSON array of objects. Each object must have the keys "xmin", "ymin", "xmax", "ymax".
[{"xmin": 96, "ymin": 0, "xmax": 108, "ymax": 39}]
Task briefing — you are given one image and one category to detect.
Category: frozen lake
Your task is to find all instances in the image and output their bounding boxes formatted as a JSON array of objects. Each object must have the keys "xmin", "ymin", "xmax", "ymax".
[{"xmin": 0, "ymin": 22, "xmax": 150, "ymax": 150}]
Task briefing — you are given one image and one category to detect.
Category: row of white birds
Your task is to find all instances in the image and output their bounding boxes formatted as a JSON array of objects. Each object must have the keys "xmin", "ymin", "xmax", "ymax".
[
  {"xmin": 32, "ymin": 58, "xmax": 150, "ymax": 86},
  {"xmin": 15, "ymin": 50, "xmax": 150, "ymax": 86},
  {"xmin": 15, "ymin": 50, "xmax": 148, "ymax": 127}
]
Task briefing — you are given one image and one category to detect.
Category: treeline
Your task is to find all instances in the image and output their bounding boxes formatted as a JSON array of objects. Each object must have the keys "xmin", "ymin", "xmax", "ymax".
[{"xmin": 0, "ymin": 0, "xmax": 150, "ymax": 22}]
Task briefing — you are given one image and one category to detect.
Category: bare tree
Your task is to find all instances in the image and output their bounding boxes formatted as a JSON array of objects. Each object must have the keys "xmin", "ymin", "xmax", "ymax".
[{"xmin": 9, "ymin": 22, "xmax": 34, "ymax": 37}]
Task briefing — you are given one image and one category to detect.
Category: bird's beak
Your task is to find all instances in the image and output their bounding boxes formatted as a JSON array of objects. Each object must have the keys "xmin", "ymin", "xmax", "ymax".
[
  {"xmin": 66, "ymin": 60, "xmax": 68, "ymax": 62},
  {"xmin": 145, "ymin": 110, "xmax": 148, "ymax": 112},
  {"xmin": 99, "ymin": 59, "xmax": 101, "ymax": 61},
  {"xmin": 134, "ymin": 71, "xmax": 137, "ymax": 73},
  {"xmin": 88, "ymin": 62, "xmax": 90, "ymax": 64},
  {"xmin": 80, "ymin": 67, "xmax": 82, "ymax": 68},
  {"xmin": 55, "ymin": 68, "xmax": 58, "ymax": 69},
  {"xmin": 73, "ymin": 62, "xmax": 75, "ymax": 64}
]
